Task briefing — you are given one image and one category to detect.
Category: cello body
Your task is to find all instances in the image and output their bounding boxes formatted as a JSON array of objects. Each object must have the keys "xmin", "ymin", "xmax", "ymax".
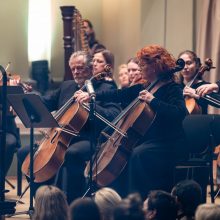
[
  {"xmin": 22, "ymin": 102, "xmax": 89, "ymax": 183},
  {"xmin": 85, "ymin": 101, "xmax": 155, "ymax": 187},
  {"xmin": 185, "ymin": 97, "xmax": 202, "ymax": 114}
]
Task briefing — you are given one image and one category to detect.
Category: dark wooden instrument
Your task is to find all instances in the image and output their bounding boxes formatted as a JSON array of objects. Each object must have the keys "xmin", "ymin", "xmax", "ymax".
[
  {"xmin": 22, "ymin": 71, "xmax": 118, "ymax": 183},
  {"xmin": 60, "ymin": 6, "xmax": 88, "ymax": 80},
  {"xmin": 84, "ymin": 80, "xmax": 162, "ymax": 187},
  {"xmin": 22, "ymin": 102, "xmax": 89, "ymax": 183}
]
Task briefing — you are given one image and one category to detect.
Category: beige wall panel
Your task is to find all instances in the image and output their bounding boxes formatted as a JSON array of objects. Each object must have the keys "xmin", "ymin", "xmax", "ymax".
[
  {"xmin": 0, "ymin": 0, "xmax": 29, "ymax": 79},
  {"xmin": 102, "ymin": 0, "xmax": 141, "ymax": 80},
  {"xmin": 140, "ymin": 0, "xmax": 165, "ymax": 48},
  {"xmin": 166, "ymin": 0, "xmax": 193, "ymax": 57}
]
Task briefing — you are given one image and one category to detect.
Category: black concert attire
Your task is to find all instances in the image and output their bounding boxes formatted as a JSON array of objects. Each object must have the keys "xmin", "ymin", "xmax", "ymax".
[
  {"xmin": 181, "ymin": 80, "xmax": 220, "ymax": 202},
  {"xmin": 95, "ymin": 82, "xmax": 188, "ymax": 199},
  {"xmin": 87, "ymin": 34, "xmax": 105, "ymax": 56},
  {"xmin": 182, "ymin": 80, "xmax": 208, "ymax": 114},
  {"xmin": 17, "ymin": 79, "xmax": 120, "ymax": 202},
  {"xmin": 0, "ymin": 105, "xmax": 20, "ymax": 175}
]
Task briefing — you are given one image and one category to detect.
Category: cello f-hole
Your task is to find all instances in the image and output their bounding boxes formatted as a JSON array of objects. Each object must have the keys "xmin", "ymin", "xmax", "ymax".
[{"xmin": 51, "ymin": 130, "xmax": 59, "ymax": 144}]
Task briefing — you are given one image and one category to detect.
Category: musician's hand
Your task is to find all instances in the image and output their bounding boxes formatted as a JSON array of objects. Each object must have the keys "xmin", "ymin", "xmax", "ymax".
[
  {"xmin": 130, "ymin": 74, "xmax": 143, "ymax": 86},
  {"xmin": 183, "ymin": 86, "xmax": 200, "ymax": 99},
  {"xmin": 74, "ymin": 91, "xmax": 90, "ymax": 104},
  {"xmin": 138, "ymin": 90, "xmax": 154, "ymax": 103},
  {"xmin": 196, "ymin": 83, "xmax": 219, "ymax": 97},
  {"xmin": 9, "ymin": 78, "xmax": 20, "ymax": 86}
]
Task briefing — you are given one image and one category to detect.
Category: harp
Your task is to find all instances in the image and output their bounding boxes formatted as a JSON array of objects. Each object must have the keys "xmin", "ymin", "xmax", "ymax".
[{"xmin": 60, "ymin": 6, "xmax": 89, "ymax": 80}]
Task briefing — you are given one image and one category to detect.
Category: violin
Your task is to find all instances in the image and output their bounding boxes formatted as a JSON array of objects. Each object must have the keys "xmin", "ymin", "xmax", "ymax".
[{"xmin": 185, "ymin": 58, "xmax": 215, "ymax": 114}]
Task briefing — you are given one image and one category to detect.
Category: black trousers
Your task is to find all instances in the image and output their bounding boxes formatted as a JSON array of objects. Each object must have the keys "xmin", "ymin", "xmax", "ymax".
[
  {"xmin": 55, "ymin": 139, "xmax": 93, "ymax": 203},
  {"xmin": 128, "ymin": 141, "xmax": 175, "ymax": 200},
  {"xmin": 4, "ymin": 133, "xmax": 17, "ymax": 174}
]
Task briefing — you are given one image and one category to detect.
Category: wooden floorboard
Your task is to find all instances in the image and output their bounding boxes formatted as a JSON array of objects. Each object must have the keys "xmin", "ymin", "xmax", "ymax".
[{"xmin": 4, "ymin": 177, "xmax": 31, "ymax": 220}]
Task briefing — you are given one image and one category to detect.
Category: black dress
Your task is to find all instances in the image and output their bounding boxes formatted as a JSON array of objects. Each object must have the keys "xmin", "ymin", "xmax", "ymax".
[{"xmin": 96, "ymin": 82, "xmax": 188, "ymax": 199}]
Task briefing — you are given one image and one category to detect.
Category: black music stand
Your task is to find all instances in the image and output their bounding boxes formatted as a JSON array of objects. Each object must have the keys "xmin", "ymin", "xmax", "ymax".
[{"xmin": 7, "ymin": 93, "xmax": 59, "ymax": 218}]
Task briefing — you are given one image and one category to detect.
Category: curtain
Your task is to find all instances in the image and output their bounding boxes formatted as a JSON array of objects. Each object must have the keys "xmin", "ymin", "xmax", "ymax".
[{"xmin": 196, "ymin": 0, "xmax": 220, "ymax": 113}]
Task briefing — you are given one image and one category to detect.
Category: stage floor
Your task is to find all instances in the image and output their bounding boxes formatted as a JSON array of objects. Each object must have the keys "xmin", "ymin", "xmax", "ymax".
[{"xmin": 5, "ymin": 177, "xmax": 30, "ymax": 220}]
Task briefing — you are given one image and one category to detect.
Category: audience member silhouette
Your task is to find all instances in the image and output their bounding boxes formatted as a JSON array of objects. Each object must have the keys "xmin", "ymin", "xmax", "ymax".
[
  {"xmin": 171, "ymin": 179, "xmax": 202, "ymax": 220},
  {"xmin": 70, "ymin": 197, "xmax": 101, "ymax": 220},
  {"xmin": 32, "ymin": 185, "xmax": 69, "ymax": 220}
]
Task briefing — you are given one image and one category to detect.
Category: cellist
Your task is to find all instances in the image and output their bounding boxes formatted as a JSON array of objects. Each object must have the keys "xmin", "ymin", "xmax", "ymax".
[
  {"xmin": 17, "ymin": 50, "xmax": 121, "ymax": 203},
  {"xmin": 75, "ymin": 44, "xmax": 188, "ymax": 199},
  {"xmin": 177, "ymin": 50, "xmax": 210, "ymax": 114}
]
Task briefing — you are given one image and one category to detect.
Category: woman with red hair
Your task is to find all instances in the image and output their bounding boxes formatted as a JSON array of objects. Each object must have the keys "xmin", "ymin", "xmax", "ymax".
[{"xmin": 75, "ymin": 45, "xmax": 188, "ymax": 199}]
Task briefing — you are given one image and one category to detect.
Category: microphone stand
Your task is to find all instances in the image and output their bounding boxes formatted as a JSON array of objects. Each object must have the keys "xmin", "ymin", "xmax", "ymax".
[
  {"xmin": 83, "ymin": 95, "xmax": 96, "ymax": 197},
  {"xmin": 0, "ymin": 65, "xmax": 16, "ymax": 216}
]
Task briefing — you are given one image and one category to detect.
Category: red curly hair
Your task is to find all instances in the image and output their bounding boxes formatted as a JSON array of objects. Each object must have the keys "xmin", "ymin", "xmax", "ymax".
[{"xmin": 137, "ymin": 45, "xmax": 176, "ymax": 80}]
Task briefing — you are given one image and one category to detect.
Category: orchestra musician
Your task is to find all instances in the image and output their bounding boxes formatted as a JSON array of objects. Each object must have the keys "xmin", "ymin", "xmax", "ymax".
[
  {"xmin": 117, "ymin": 64, "xmax": 129, "ymax": 89},
  {"xmin": 75, "ymin": 44, "xmax": 188, "ymax": 199},
  {"xmin": 177, "ymin": 50, "xmax": 209, "ymax": 114},
  {"xmin": 83, "ymin": 19, "xmax": 106, "ymax": 56},
  {"xmin": 17, "ymin": 50, "xmax": 121, "ymax": 203},
  {"xmin": 0, "ymin": 95, "xmax": 20, "ymax": 176},
  {"xmin": 127, "ymin": 57, "xmax": 143, "ymax": 86}
]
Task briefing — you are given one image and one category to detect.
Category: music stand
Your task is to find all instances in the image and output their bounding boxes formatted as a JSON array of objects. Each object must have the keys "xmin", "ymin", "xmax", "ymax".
[{"xmin": 7, "ymin": 93, "xmax": 59, "ymax": 217}]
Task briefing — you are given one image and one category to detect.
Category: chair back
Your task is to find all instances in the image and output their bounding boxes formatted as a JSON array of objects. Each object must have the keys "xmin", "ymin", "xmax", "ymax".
[
  {"xmin": 183, "ymin": 115, "xmax": 214, "ymax": 155},
  {"xmin": 210, "ymin": 115, "xmax": 220, "ymax": 147}
]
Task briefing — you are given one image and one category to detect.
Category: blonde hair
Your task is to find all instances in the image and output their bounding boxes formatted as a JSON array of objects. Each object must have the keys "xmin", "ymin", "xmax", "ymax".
[
  {"xmin": 118, "ymin": 64, "xmax": 127, "ymax": 71},
  {"xmin": 33, "ymin": 185, "xmax": 69, "ymax": 220},
  {"xmin": 195, "ymin": 204, "xmax": 220, "ymax": 220},
  {"xmin": 94, "ymin": 187, "xmax": 122, "ymax": 220}
]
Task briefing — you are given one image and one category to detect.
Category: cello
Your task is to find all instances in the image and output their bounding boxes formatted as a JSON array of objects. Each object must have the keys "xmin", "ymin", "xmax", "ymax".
[
  {"xmin": 21, "ymin": 70, "xmax": 122, "ymax": 183},
  {"xmin": 84, "ymin": 59, "xmax": 185, "ymax": 187},
  {"xmin": 185, "ymin": 58, "xmax": 215, "ymax": 114}
]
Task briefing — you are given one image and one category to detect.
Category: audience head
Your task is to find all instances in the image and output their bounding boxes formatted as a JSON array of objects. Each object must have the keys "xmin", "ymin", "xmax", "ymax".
[
  {"xmin": 171, "ymin": 179, "xmax": 202, "ymax": 218},
  {"xmin": 94, "ymin": 187, "xmax": 122, "ymax": 220},
  {"xmin": 114, "ymin": 193, "xmax": 145, "ymax": 220},
  {"xmin": 137, "ymin": 45, "xmax": 176, "ymax": 83},
  {"xmin": 143, "ymin": 190, "xmax": 177, "ymax": 220},
  {"xmin": 118, "ymin": 64, "xmax": 129, "ymax": 88},
  {"xmin": 177, "ymin": 50, "xmax": 202, "ymax": 84},
  {"xmin": 70, "ymin": 197, "xmax": 101, "ymax": 220},
  {"xmin": 195, "ymin": 203, "xmax": 220, "ymax": 220},
  {"xmin": 69, "ymin": 50, "xmax": 93, "ymax": 87},
  {"xmin": 33, "ymin": 185, "xmax": 69, "ymax": 220},
  {"xmin": 92, "ymin": 49, "xmax": 114, "ymax": 77}
]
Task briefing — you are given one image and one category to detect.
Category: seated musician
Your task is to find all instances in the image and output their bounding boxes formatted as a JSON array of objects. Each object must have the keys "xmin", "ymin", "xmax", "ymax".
[
  {"xmin": 0, "ymin": 103, "xmax": 20, "ymax": 177},
  {"xmin": 75, "ymin": 44, "xmax": 188, "ymax": 200},
  {"xmin": 83, "ymin": 19, "xmax": 106, "ymax": 56},
  {"xmin": 117, "ymin": 64, "xmax": 129, "ymax": 89},
  {"xmin": 127, "ymin": 57, "xmax": 143, "ymax": 86},
  {"xmin": 17, "ymin": 50, "xmax": 121, "ymax": 203},
  {"xmin": 177, "ymin": 50, "xmax": 220, "ymax": 114},
  {"xmin": 177, "ymin": 50, "xmax": 209, "ymax": 114}
]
